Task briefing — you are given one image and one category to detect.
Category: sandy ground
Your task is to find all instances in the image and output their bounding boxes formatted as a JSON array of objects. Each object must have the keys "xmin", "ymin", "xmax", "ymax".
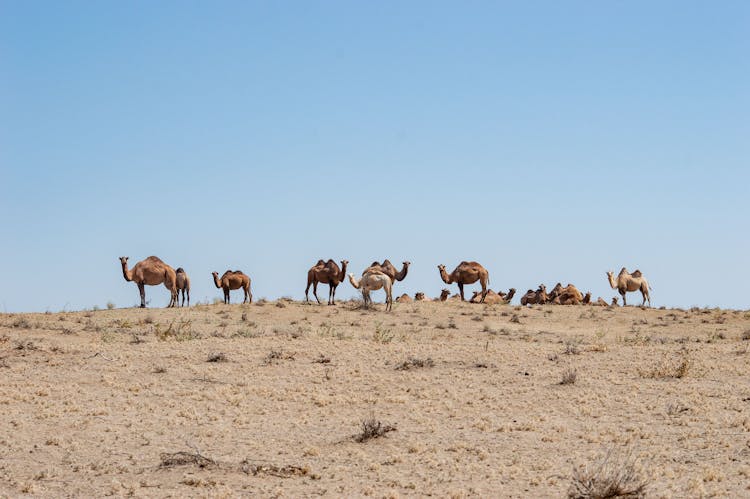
[{"xmin": 1, "ymin": 298, "xmax": 750, "ymax": 498}]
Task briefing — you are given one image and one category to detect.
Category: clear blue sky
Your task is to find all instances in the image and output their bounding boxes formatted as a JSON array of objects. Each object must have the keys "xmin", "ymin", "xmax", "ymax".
[{"xmin": 1, "ymin": 1, "xmax": 748, "ymax": 312}]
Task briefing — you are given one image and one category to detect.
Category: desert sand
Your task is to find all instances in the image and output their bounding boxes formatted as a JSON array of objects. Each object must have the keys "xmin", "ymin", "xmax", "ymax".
[{"xmin": 1, "ymin": 299, "xmax": 749, "ymax": 497}]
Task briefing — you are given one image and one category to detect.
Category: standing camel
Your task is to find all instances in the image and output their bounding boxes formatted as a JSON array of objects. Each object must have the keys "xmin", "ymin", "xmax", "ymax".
[
  {"xmin": 438, "ymin": 261, "xmax": 490, "ymax": 302},
  {"xmin": 305, "ymin": 259, "xmax": 348, "ymax": 305},
  {"xmin": 363, "ymin": 260, "xmax": 411, "ymax": 283},
  {"xmin": 348, "ymin": 270, "xmax": 393, "ymax": 311},
  {"xmin": 212, "ymin": 270, "xmax": 252, "ymax": 304},
  {"xmin": 607, "ymin": 268, "xmax": 651, "ymax": 306},
  {"xmin": 175, "ymin": 268, "xmax": 191, "ymax": 307},
  {"xmin": 119, "ymin": 256, "xmax": 178, "ymax": 308}
]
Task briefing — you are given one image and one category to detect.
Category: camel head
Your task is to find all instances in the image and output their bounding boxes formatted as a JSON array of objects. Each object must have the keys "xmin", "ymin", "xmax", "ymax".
[
  {"xmin": 437, "ymin": 264, "xmax": 446, "ymax": 272},
  {"xmin": 606, "ymin": 271, "xmax": 614, "ymax": 280},
  {"xmin": 403, "ymin": 261, "xmax": 411, "ymax": 267},
  {"xmin": 341, "ymin": 260, "xmax": 349, "ymax": 266},
  {"xmin": 618, "ymin": 267, "xmax": 629, "ymax": 276},
  {"xmin": 119, "ymin": 256, "xmax": 129, "ymax": 265},
  {"xmin": 211, "ymin": 271, "xmax": 219, "ymax": 278},
  {"xmin": 415, "ymin": 292, "xmax": 425, "ymax": 300},
  {"xmin": 539, "ymin": 284, "xmax": 546, "ymax": 292}
]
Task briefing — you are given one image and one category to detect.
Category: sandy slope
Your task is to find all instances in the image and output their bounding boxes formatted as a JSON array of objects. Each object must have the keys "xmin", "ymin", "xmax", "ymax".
[{"xmin": 1, "ymin": 300, "xmax": 749, "ymax": 497}]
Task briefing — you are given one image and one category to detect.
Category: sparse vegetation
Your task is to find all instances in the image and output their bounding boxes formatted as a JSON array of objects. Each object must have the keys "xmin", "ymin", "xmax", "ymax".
[
  {"xmin": 373, "ymin": 322, "xmax": 394, "ymax": 343},
  {"xmin": 568, "ymin": 448, "xmax": 648, "ymax": 498},
  {"xmin": 395, "ymin": 357, "xmax": 434, "ymax": 370},
  {"xmin": 560, "ymin": 367, "xmax": 578, "ymax": 385},
  {"xmin": 207, "ymin": 352, "xmax": 227, "ymax": 362},
  {"xmin": 354, "ymin": 417, "xmax": 397, "ymax": 443}
]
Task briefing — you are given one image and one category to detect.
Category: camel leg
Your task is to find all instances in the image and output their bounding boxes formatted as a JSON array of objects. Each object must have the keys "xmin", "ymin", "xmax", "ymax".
[
  {"xmin": 186, "ymin": 289, "xmax": 190, "ymax": 307},
  {"xmin": 247, "ymin": 285, "xmax": 252, "ymax": 304},
  {"xmin": 621, "ymin": 291, "xmax": 627, "ymax": 307},
  {"xmin": 312, "ymin": 282, "xmax": 321, "ymax": 305},
  {"xmin": 480, "ymin": 279, "xmax": 488, "ymax": 304},
  {"xmin": 225, "ymin": 289, "xmax": 230, "ymax": 305},
  {"xmin": 137, "ymin": 282, "xmax": 146, "ymax": 308},
  {"xmin": 329, "ymin": 284, "xmax": 337, "ymax": 306},
  {"xmin": 458, "ymin": 283, "xmax": 465, "ymax": 301}
]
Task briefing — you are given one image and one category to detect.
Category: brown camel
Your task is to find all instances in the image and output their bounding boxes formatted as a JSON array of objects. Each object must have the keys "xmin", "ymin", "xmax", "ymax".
[
  {"xmin": 593, "ymin": 297, "xmax": 609, "ymax": 306},
  {"xmin": 395, "ymin": 293, "xmax": 413, "ymax": 303},
  {"xmin": 438, "ymin": 261, "xmax": 490, "ymax": 302},
  {"xmin": 611, "ymin": 297, "xmax": 620, "ymax": 307},
  {"xmin": 582, "ymin": 292, "xmax": 591, "ymax": 305},
  {"xmin": 414, "ymin": 292, "xmax": 429, "ymax": 301},
  {"xmin": 549, "ymin": 283, "xmax": 584, "ymax": 305},
  {"xmin": 521, "ymin": 284, "xmax": 548, "ymax": 306},
  {"xmin": 607, "ymin": 268, "xmax": 651, "ymax": 306},
  {"xmin": 175, "ymin": 267, "xmax": 190, "ymax": 307},
  {"xmin": 348, "ymin": 271, "xmax": 393, "ymax": 311},
  {"xmin": 119, "ymin": 256, "xmax": 177, "ymax": 308},
  {"xmin": 470, "ymin": 288, "xmax": 516, "ymax": 305},
  {"xmin": 305, "ymin": 259, "xmax": 348, "ymax": 305},
  {"xmin": 363, "ymin": 260, "xmax": 411, "ymax": 283},
  {"xmin": 439, "ymin": 289, "xmax": 451, "ymax": 302},
  {"xmin": 212, "ymin": 270, "xmax": 252, "ymax": 304}
]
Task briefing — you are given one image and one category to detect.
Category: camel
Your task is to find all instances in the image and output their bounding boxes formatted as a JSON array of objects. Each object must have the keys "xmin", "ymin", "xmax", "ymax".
[
  {"xmin": 119, "ymin": 256, "xmax": 177, "ymax": 308},
  {"xmin": 438, "ymin": 261, "xmax": 490, "ymax": 302},
  {"xmin": 549, "ymin": 283, "xmax": 584, "ymax": 305},
  {"xmin": 212, "ymin": 270, "xmax": 252, "ymax": 304},
  {"xmin": 175, "ymin": 268, "xmax": 190, "ymax": 307},
  {"xmin": 414, "ymin": 292, "xmax": 428, "ymax": 301},
  {"xmin": 439, "ymin": 289, "xmax": 451, "ymax": 302},
  {"xmin": 470, "ymin": 288, "xmax": 516, "ymax": 305},
  {"xmin": 611, "ymin": 297, "xmax": 620, "ymax": 307},
  {"xmin": 395, "ymin": 293, "xmax": 412, "ymax": 303},
  {"xmin": 348, "ymin": 271, "xmax": 393, "ymax": 311},
  {"xmin": 521, "ymin": 285, "xmax": 548, "ymax": 306},
  {"xmin": 305, "ymin": 259, "xmax": 348, "ymax": 305},
  {"xmin": 363, "ymin": 260, "xmax": 410, "ymax": 283},
  {"xmin": 582, "ymin": 292, "xmax": 591, "ymax": 305},
  {"xmin": 607, "ymin": 268, "xmax": 651, "ymax": 306}
]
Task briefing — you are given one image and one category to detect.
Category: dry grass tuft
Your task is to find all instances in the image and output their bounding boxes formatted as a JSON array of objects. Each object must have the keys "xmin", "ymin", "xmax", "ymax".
[
  {"xmin": 240, "ymin": 461, "xmax": 310, "ymax": 478},
  {"xmin": 568, "ymin": 448, "xmax": 648, "ymax": 498},
  {"xmin": 640, "ymin": 351, "xmax": 692, "ymax": 379},
  {"xmin": 160, "ymin": 451, "xmax": 215, "ymax": 469},
  {"xmin": 560, "ymin": 367, "xmax": 578, "ymax": 385},
  {"xmin": 264, "ymin": 349, "xmax": 295, "ymax": 364},
  {"xmin": 207, "ymin": 352, "xmax": 227, "ymax": 362},
  {"xmin": 354, "ymin": 418, "xmax": 397, "ymax": 443},
  {"xmin": 395, "ymin": 357, "xmax": 435, "ymax": 371}
]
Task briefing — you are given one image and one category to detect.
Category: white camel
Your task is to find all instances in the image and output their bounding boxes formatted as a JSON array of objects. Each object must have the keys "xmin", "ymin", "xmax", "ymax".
[{"xmin": 348, "ymin": 271, "xmax": 393, "ymax": 311}]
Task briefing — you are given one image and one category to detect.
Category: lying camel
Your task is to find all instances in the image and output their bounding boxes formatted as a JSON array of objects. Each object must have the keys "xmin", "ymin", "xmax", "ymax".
[
  {"xmin": 551, "ymin": 284, "xmax": 584, "ymax": 305},
  {"xmin": 607, "ymin": 268, "xmax": 651, "ymax": 306},
  {"xmin": 593, "ymin": 297, "xmax": 609, "ymax": 306},
  {"xmin": 348, "ymin": 271, "xmax": 393, "ymax": 311},
  {"xmin": 395, "ymin": 293, "xmax": 413, "ymax": 303},
  {"xmin": 470, "ymin": 288, "xmax": 516, "ymax": 305},
  {"xmin": 582, "ymin": 292, "xmax": 591, "ymax": 305},
  {"xmin": 439, "ymin": 289, "xmax": 451, "ymax": 302},
  {"xmin": 414, "ymin": 292, "xmax": 428, "ymax": 301},
  {"xmin": 521, "ymin": 285, "xmax": 548, "ymax": 306}
]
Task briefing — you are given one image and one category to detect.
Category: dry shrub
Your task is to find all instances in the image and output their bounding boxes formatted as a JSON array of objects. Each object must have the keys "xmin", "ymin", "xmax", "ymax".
[
  {"xmin": 395, "ymin": 357, "xmax": 435, "ymax": 371},
  {"xmin": 568, "ymin": 448, "xmax": 648, "ymax": 498},
  {"xmin": 564, "ymin": 342, "xmax": 581, "ymax": 355},
  {"xmin": 241, "ymin": 461, "xmax": 310, "ymax": 478},
  {"xmin": 264, "ymin": 349, "xmax": 295, "ymax": 364},
  {"xmin": 640, "ymin": 351, "xmax": 692, "ymax": 379},
  {"xmin": 560, "ymin": 367, "xmax": 578, "ymax": 385},
  {"xmin": 207, "ymin": 352, "xmax": 227, "ymax": 362},
  {"xmin": 313, "ymin": 354, "xmax": 331, "ymax": 364},
  {"xmin": 742, "ymin": 329, "xmax": 750, "ymax": 341},
  {"xmin": 355, "ymin": 418, "xmax": 397, "ymax": 443},
  {"xmin": 160, "ymin": 451, "xmax": 215, "ymax": 469}
]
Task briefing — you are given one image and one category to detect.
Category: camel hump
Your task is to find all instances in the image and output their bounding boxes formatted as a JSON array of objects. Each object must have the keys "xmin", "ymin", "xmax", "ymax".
[
  {"xmin": 176, "ymin": 267, "xmax": 185, "ymax": 273},
  {"xmin": 146, "ymin": 256, "xmax": 165, "ymax": 263},
  {"xmin": 631, "ymin": 269, "xmax": 642, "ymax": 277},
  {"xmin": 316, "ymin": 259, "xmax": 325, "ymax": 266},
  {"xmin": 233, "ymin": 270, "xmax": 243, "ymax": 274}
]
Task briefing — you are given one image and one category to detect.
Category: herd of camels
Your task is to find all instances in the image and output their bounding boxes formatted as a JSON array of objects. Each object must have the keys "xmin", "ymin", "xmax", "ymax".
[{"xmin": 119, "ymin": 256, "xmax": 652, "ymax": 310}]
